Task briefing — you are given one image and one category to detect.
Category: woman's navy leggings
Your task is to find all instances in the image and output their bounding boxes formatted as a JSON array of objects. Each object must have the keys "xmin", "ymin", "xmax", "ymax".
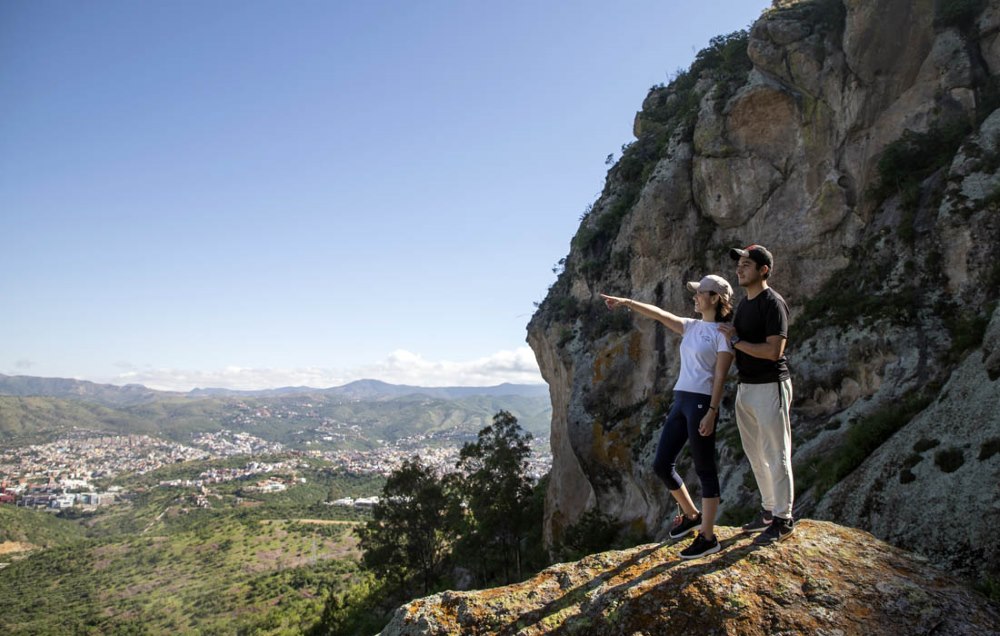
[{"xmin": 652, "ymin": 390, "xmax": 720, "ymax": 498}]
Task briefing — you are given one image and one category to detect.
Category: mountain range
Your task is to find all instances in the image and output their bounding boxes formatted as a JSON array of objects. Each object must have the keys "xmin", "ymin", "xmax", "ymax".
[
  {"xmin": 0, "ymin": 373, "xmax": 547, "ymax": 405},
  {"xmin": 0, "ymin": 374, "xmax": 552, "ymax": 447}
]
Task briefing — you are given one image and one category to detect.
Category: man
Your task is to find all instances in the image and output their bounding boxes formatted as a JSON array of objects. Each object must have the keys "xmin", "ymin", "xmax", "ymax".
[{"xmin": 718, "ymin": 244, "xmax": 794, "ymax": 545}]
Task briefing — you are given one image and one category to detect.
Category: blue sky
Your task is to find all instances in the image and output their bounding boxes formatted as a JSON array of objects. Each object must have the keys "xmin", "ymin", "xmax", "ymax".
[{"xmin": 1, "ymin": 0, "xmax": 771, "ymax": 390}]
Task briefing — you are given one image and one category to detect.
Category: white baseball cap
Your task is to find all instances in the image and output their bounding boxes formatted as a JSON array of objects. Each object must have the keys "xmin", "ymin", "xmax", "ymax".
[{"xmin": 685, "ymin": 274, "xmax": 733, "ymax": 303}]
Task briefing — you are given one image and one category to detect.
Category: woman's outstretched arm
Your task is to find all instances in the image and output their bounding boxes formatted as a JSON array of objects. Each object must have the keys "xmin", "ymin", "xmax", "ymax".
[{"xmin": 600, "ymin": 293, "xmax": 685, "ymax": 335}]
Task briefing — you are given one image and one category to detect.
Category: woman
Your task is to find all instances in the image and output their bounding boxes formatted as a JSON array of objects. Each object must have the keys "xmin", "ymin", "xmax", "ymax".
[{"xmin": 600, "ymin": 274, "xmax": 734, "ymax": 559}]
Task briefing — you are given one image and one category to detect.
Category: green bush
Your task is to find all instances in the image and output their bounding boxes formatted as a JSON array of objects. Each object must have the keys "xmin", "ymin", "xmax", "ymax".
[
  {"xmin": 794, "ymin": 269, "xmax": 918, "ymax": 343},
  {"xmin": 768, "ymin": 0, "xmax": 847, "ymax": 34},
  {"xmin": 796, "ymin": 390, "xmax": 934, "ymax": 497},
  {"xmin": 556, "ymin": 508, "xmax": 622, "ymax": 561},
  {"xmin": 308, "ymin": 573, "xmax": 390, "ymax": 636},
  {"xmin": 945, "ymin": 303, "xmax": 995, "ymax": 362},
  {"xmin": 934, "ymin": 447, "xmax": 966, "ymax": 472},
  {"xmin": 935, "ymin": 0, "xmax": 987, "ymax": 31},
  {"xmin": 570, "ymin": 30, "xmax": 753, "ymax": 277},
  {"xmin": 870, "ymin": 117, "xmax": 972, "ymax": 234}
]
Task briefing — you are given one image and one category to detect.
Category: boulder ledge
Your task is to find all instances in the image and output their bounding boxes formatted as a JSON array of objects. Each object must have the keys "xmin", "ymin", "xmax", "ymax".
[{"xmin": 380, "ymin": 520, "xmax": 999, "ymax": 635}]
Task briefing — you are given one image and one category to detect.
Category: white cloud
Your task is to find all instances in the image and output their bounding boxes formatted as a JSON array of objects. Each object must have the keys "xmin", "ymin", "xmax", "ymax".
[{"xmin": 110, "ymin": 347, "xmax": 544, "ymax": 392}]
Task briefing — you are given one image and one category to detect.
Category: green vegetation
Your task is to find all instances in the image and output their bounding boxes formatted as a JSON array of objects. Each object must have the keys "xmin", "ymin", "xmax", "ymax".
[
  {"xmin": 0, "ymin": 392, "xmax": 552, "ymax": 448},
  {"xmin": 539, "ymin": 295, "xmax": 634, "ymax": 347},
  {"xmin": 793, "ymin": 240, "xmax": 919, "ymax": 343},
  {"xmin": 555, "ymin": 508, "xmax": 622, "ymax": 562},
  {"xmin": 357, "ymin": 458, "xmax": 455, "ymax": 596},
  {"xmin": 0, "ymin": 396, "xmax": 127, "ymax": 444},
  {"xmin": 934, "ymin": 447, "xmax": 966, "ymax": 473},
  {"xmin": 642, "ymin": 30, "xmax": 752, "ymax": 137},
  {"xmin": 980, "ymin": 438, "xmax": 1000, "ymax": 461},
  {"xmin": 0, "ymin": 465, "xmax": 383, "ymax": 636},
  {"xmin": 558, "ymin": 30, "xmax": 752, "ymax": 296},
  {"xmin": 717, "ymin": 502, "xmax": 757, "ymax": 527},
  {"xmin": 454, "ymin": 411, "xmax": 538, "ymax": 585},
  {"xmin": 945, "ymin": 302, "xmax": 996, "ymax": 363},
  {"xmin": 308, "ymin": 572, "xmax": 388, "ymax": 636},
  {"xmin": 935, "ymin": 0, "xmax": 988, "ymax": 31},
  {"xmin": 0, "ymin": 505, "xmax": 89, "ymax": 547},
  {"xmin": 795, "ymin": 390, "xmax": 935, "ymax": 498},
  {"xmin": 871, "ymin": 117, "xmax": 972, "ymax": 243},
  {"xmin": 768, "ymin": 0, "xmax": 847, "ymax": 35},
  {"xmin": 976, "ymin": 575, "xmax": 1000, "ymax": 603},
  {"xmin": 318, "ymin": 411, "xmax": 549, "ymax": 636},
  {"xmin": 0, "ymin": 517, "xmax": 356, "ymax": 635}
]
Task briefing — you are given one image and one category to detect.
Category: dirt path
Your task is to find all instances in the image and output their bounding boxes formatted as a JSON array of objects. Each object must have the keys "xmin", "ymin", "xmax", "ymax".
[
  {"xmin": 258, "ymin": 518, "xmax": 361, "ymax": 526},
  {"xmin": 291, "ymin": 518, "xmax": 361, "ymax": 525},
  {"xmin": 141, "ymin": 509, "xmax": 167, "ymax": 534},
  {"xmin": 0, "ymin": 541, "xmax": 35, "ymax": 555}
]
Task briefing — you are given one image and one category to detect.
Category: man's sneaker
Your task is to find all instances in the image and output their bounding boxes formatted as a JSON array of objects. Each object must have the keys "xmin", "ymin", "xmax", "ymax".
[
  {"xmin": 741, "ymin": 510, "xmax": 773, "ymax": 533},
  {"xmin": 668, "ymin": 512, "xmax": 702, "ymax": 539},
  {"xmin": 753, "ymin": 516, "xmax": 794, "ymax": 545},
  {"xmin": 679, "ymin": 532, "xmax": 721, "ymax": 559}
]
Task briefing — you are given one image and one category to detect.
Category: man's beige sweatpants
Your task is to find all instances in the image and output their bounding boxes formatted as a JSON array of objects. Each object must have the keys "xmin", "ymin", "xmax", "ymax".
[{"xmin": 735, "ymin": 378, "xmax": 794, "ymax": 520}]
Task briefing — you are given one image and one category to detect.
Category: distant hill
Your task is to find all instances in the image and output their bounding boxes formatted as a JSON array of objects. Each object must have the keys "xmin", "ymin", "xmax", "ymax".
[
  {"xmin": 321, "ymin": 379, "xmax": 549, "ymax": 400},
  {"xmin": 190, "ymin": 379, "xmax": 548, "ymax": 400},
  {"xmin": 0, "ymin": 373, "xmax": 177, "ymax": 406},
  {"xmin": 0, "ymin": 374, "xmax": 552, "ymax": 447},
  {"xmin": 0, "ymin": 393, "xmax": 553, "ymax": 448},
  {"xmin": 1, "ymin": 374, "xmax": 548, "ymax": 403}
]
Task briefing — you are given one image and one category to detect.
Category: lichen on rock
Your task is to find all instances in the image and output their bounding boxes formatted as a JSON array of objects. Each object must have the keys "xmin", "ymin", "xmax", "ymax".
[{"xmin": 379, "ymin": 521, "xmax": 1000, "ymax": 635}]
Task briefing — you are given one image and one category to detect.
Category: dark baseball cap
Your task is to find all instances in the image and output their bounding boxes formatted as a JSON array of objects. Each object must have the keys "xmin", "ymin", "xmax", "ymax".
[{"xmin": 729, "ymin": 244, "xmax": 773, "ymax": 268}]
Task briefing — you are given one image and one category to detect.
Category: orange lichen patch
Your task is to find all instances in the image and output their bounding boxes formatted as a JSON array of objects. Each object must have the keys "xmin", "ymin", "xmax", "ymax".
[
  {"xmin": 591, "ymin": 420, "xmax": 636, "ymax": 468},
  {"xmin": 381, "ymin": 521, "xmax": 1000, "ymax": 635},
  {"xmin": 592, "ymin": 342, "xmax": 625, "ymax": 383},
  {"xmin": 628, "ymin": 331, "xmax": 643, "ymax": 362}
]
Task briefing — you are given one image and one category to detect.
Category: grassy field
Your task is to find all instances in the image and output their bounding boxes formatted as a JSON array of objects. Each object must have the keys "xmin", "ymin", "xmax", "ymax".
[{"xmin": 0, "ymin": 463, "xmax": 383, "ymax": 635}]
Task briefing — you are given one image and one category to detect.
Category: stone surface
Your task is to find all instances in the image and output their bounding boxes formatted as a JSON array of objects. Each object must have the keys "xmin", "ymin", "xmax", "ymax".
[
  {"xmin": 379, "ymin": 521, "xmax": 1000, "ymax": 636},
  {"xmin": 527, "ymin": 0, "xmax": 1000, "ymax": 583},
  {"xmin": 816, "ymin": 304, "xmax": 1000, "ymax": 574}
]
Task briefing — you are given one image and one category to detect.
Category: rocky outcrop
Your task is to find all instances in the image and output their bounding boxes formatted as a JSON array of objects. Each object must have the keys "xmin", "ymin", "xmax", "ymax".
[
  {"xmin": 816, "ymin": 301, "xmax": 1000, "ymax": 573},
  {"xmin": 379, "ymin": 521, "xmax": 1000, "ymax": 635},
  {"xmin": 527, "ymin": 0, "xmax": 1000, "ymax": 584}
]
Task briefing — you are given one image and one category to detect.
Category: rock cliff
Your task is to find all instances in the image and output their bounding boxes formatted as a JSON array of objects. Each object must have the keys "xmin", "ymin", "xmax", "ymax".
[
  {"xmin": 527, "ymin": 0, "xmax": 1000, "ymax": 584},
  {"xmin": 379, "ymin": 521, "xmax": 1000, "ymax": 635}
]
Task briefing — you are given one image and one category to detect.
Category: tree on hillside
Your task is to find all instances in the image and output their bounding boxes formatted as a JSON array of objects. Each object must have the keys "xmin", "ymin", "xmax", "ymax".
[
  {"xmin": 455, "ymin": 410, "xmax": 535, "ymax": 585},
  {"xmin": 356, "ymin": 457, "xmax": 453, "ymax": 596}
]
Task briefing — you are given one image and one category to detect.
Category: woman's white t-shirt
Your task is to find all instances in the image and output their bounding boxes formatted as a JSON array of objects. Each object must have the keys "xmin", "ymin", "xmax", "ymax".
[{"xmin": 673, "ymin": 318, "xmax": 733, "ymax": 395}]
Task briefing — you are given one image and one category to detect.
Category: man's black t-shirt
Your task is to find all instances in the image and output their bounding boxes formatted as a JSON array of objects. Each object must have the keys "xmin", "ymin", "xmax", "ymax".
[{"xmin": 733, "ymin": 287, "xmax": 790, "ymax": 384}]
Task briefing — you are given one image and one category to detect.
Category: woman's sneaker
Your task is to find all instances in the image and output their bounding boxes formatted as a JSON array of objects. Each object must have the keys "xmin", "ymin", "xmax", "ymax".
[
  {"xmin": 680, "ymin": 532, "xmax": 720, "ymax": 559},
  {"xmin": 668, "ymin": 512, "xmax": 702, "ymax": 539},
  {"xmin": 741, "ymin": 510, "xmax": 773, "ymax": 533}
]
